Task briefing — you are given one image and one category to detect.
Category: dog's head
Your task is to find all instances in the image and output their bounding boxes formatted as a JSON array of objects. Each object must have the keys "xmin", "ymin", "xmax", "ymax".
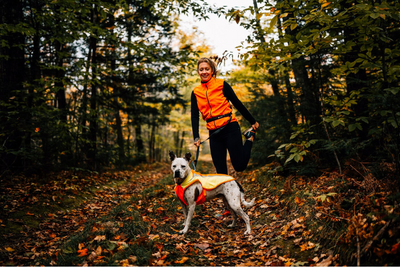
[{"xmin": 169, "ymin": 151, "xmax": 191, "ymax": 185}]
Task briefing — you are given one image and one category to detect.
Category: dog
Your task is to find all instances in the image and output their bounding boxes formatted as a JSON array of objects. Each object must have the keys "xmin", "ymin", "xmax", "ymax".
[{"xmin": 169, "ymin": 151, "xmax": 255, "ymax": 235}]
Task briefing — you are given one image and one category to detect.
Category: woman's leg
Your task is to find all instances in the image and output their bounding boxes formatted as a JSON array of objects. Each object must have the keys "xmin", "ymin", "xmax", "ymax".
[
  {"xmin": 226, "ymin": 123, "xmax": 253, "ymax": 172},
  {"xmin": 209, "ymin": 136, "xmax": 228, "ymax": 174}
]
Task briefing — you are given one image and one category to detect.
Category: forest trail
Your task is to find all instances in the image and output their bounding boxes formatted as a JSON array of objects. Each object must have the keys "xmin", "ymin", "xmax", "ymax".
[{"xmin": 1, "ymin": 161, "xmax": 399, "ymax": 266}]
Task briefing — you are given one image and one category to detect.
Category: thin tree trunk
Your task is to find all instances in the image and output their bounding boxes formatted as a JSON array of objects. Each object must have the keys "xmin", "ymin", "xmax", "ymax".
[{"xmin": 88, "ymin": 5, "xmax": 98, "ymax": 169}]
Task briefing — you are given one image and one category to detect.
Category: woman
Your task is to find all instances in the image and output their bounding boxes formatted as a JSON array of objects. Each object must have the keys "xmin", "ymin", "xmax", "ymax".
[{"xmin": 191, "ymin": 57, "xmax": 259, "ymax": 175}]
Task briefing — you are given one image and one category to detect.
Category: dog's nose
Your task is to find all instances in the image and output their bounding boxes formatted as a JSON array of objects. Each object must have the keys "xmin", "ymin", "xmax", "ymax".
[{"xmin": 174, "ymin": 170, "xmax": 180, "ymax": 178}]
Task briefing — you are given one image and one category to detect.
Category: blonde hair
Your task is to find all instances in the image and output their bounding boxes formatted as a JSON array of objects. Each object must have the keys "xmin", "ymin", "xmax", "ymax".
[{"xmin": 197, "ymin": 57, "xmax": 218, "ymax": 78}]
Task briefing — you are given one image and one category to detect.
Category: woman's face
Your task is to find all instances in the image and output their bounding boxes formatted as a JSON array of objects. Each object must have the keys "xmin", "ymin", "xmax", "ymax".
[{"xmin": 197, "ymin": 62, "xmax": 213, "ymax": 82}]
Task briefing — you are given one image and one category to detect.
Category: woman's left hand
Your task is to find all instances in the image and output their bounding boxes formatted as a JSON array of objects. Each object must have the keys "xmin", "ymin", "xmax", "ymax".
[{"xmin": 252, "ymin": 122, "xmax": 259, "ymax": 131}]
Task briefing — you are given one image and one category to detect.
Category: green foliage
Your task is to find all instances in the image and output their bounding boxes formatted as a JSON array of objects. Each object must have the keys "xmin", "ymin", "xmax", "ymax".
[
  {"xmin": 0, "ymin": 0, "xmax": 209, "ymax": 173},
  {"xmin": 227, "ymin": 0, "xmax": 400, "ymax": 176}
]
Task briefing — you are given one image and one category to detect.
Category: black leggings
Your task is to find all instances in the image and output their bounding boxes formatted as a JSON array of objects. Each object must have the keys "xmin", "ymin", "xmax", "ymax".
[{"xmin": 209, "ymin": 122, "xmax": 253, "ymax": 174}]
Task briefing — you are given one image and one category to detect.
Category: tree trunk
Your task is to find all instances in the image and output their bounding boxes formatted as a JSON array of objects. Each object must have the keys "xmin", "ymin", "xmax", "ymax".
[
  {"xmin": 0, "ymin": 0, "xmax": 26, "ymax": 171},
  {"xmin": 135, "ymin": 125, "xmax": 145, "ymax": 162},
  {"xmin": 179, "ymin": 131, "xmax": 185, "ymax": 157},
  {"xmin": 88, "ymin": 6, "xmax": 98, "ymax": 169}
]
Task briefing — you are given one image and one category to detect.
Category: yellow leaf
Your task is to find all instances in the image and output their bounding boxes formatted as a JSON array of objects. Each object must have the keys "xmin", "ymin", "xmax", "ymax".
[
  {"xmin": 95, "ymin": 246, "xmax": 102, "ymax": 256},
  {"xmin": 5, "ymin": 247, "xmax": 14, "ymax": 252},
  {"xmin": 120, "ymin": 259, "xmax": 129, "ymax": 266}
]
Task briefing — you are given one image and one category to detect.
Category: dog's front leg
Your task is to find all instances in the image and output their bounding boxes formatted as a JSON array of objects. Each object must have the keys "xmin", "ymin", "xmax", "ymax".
[
  {"xmin": 180, "ymin": 202, "xmax": 188, "ymax": 226},
  {"xmin": 180, "ymin": 203, "xmax": 195, "ymax": 234}
]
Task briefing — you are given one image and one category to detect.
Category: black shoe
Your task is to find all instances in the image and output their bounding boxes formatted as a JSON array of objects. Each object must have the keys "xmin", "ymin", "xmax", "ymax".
[{"xmin": 243, "ymin": 127, "xmax": 256, "ymax": 139}]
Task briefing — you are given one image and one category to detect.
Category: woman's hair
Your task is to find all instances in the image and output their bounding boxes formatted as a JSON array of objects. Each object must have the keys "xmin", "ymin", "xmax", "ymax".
[{"xmin": 197, "ymin": 57, "xmax": 218, "ymax": 78}]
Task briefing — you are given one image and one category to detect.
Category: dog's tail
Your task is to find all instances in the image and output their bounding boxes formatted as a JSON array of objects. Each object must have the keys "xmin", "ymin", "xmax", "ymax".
[{"xmin": 241, "ymin": 192, "xmax": 256, "ymax": 208}]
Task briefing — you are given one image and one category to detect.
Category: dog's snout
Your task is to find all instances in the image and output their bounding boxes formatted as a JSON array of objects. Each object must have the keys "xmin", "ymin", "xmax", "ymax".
[{"xmin": 174, "ymin": 170, "xmax": 181, "ymax": 178}]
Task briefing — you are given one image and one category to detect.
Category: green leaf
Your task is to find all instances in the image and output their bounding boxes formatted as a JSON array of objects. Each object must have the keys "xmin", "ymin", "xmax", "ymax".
[
  {"xmin": 384, "ymin": 87, "xmax": 400, "ymax": 95},
  {"xmin": 349, "ymin": 123, "xmax": 362, "ymax": 132},
  {"xmin": 63, "ymin": 247, "xmax": 74, "ymax": 254},
  {"xmin": 285, "ymin": 154, "xmax": 295, "ymax": 164},
  {"xmin": 332, "ymin": 120, "xmax": 344, "ymax": 127},
  {"xmin": 269, "ymin": 15, "xmax": 278, "ymax": 29}
]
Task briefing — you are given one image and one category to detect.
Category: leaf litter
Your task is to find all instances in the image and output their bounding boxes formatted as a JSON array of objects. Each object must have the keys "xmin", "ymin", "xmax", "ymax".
[{"xmin": 1, "ymin": 160, "xmax": 399, "ymax": 266}]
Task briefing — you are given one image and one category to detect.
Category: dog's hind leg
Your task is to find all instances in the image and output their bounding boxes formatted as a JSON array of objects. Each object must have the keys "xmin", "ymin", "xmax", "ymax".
[
  {"xmin": 228, "ymin": 199, "xmax": 252, "ymax": 235},
  {"xmin": 222, "ymin": 196, "xmax": 238, "ymax": 228}
]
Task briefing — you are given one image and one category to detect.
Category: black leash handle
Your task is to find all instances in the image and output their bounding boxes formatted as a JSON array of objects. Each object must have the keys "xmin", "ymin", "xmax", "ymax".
[{"xmin": 192, "ymin": 115, "xmax": 232, "ymax": 171}]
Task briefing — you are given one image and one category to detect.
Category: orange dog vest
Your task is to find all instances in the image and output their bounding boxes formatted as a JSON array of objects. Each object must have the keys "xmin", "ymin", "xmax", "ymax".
[{"xmin": 174, "ymin": 170, "xmax": 235, "ymax": 206}]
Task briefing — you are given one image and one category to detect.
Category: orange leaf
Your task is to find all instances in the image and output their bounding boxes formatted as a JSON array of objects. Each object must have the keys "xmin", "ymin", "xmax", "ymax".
[
  {"xmin": 4, "ymin": 247, "xmax": 14, "ymax": 252},
  {"xmin": 174, "ymin": 257, "xmax": 189, "ymax": 264},
  {"xmin": 391, "ymin": 243, "xmax": 400, "ymax": 254},
  {"xmin": 295, "ymin": 197, "xmax": 305, "ymax": 205},
  {"xmin": 77, "ymin": 248, "xmax": 88, "ymax": 257}
]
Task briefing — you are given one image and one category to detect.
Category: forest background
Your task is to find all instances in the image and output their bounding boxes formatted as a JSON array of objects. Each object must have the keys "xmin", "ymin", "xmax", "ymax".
[
  {"xmin": 1, "ymin": 0, "xmax": 400, "ymax": 265},
  {"xmin": 2, "ymin": 0, "xmax": 400, "ymax": 177}
]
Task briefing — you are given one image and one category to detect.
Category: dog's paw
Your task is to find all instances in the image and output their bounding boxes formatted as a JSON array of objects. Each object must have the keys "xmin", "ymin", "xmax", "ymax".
[
  {"xmin": 244, "ymin": 229, "xmax": 251, "ymax": 235},
  {"xmin": 228, "ymin": 222, "xmax": 236, "ymax": 228},
  {"xmin": 179, "ymin": 229, "xmax": 187, "ymax": 234}
]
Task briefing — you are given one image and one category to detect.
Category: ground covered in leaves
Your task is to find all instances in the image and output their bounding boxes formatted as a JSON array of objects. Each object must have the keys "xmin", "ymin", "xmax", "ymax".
[{"xmin": 1, "ymin": 160, "xmax": 399, "ymax": 266}]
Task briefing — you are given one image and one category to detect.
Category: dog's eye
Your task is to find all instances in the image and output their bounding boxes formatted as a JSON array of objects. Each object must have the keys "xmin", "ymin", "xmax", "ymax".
[
  {"xmin": 172, "ymin": 165, "xmax": 176, "ymax": 168},
  {"xmin": 181, "ymin": 165, "xmax": 185, "ymax": 168}
]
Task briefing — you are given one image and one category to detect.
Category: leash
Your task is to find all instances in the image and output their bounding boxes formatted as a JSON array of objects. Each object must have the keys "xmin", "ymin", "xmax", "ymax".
[{"xmin": 192, "ymin": 114, "xmax": 232, "ymax": 171}]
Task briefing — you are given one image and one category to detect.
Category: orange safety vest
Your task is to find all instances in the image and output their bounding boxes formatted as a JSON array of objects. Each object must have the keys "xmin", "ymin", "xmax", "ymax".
[
  {"xmin": 174, "ymin": 170, "xmax": 235, "ymax": 206},
  {"xmin": 193, "ymin": 78, "xmax": 238, "ymax": 130}
]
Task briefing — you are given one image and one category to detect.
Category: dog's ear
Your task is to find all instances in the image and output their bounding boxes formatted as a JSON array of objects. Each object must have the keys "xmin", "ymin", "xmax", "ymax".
[
  {"xmin": 169, "ymin": 151, "xmax": 176, "ymax": 162},
  {"xmin": 184, "ymin": 152, "xmax": 192, "ymax": 162}
]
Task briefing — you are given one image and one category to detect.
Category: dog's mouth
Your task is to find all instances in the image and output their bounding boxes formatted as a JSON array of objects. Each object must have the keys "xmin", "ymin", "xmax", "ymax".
[{"xmin": 174, "ymin": 177, "xmax": 184, "ymax": 185}]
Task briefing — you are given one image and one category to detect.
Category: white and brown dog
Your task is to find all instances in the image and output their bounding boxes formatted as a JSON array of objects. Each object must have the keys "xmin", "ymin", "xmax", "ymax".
[{"xmin": 169, "ymin": 151, "xmax": 255, "ymax": 235}]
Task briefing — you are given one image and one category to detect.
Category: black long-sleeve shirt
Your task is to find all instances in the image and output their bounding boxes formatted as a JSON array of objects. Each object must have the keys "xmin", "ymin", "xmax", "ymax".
[{"xmin": 191, "ymin": 81, "xmax": 256, "ymax": 140}]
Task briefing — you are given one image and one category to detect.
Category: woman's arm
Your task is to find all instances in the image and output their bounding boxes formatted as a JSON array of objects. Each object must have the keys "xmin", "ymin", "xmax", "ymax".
[
  {"xmin": 223, "ymin": 82, "xmax": 256, "ymax": 125},
  {"xmin": 191, "ymin": 91, "xmax": 200, "ymax": 141}
]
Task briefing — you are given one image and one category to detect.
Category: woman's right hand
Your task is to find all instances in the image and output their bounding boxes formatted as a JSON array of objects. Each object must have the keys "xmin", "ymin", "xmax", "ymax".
[{"xmin": 194, "ymin": 138, "xmax": 201, "ymax": 147}]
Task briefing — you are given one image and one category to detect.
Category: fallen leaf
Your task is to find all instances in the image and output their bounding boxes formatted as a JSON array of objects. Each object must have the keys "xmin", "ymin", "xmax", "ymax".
[
  {"xmin": 94, "ymin": 235, "xmax": 106, "ymax": 242},
  {"xmin": 300, "ymin": 242, "xmax": 315, "ymax": 251},
  {"xmin": 120, "ymin": 259, "xmax": 129, "ymax": 266},
  {"xmin": 95, "ymin": 246, "xmax": 102, "ymax": 256},
  {"xmin": 316, "ymin": 255, "xmax": 333, "ymax": 266},
  {"xmin": 78, "ymin": 243, "xmax": 85, "ymax": 250},
  {"xmin": 174, "ymin": 257, "xmax": 189, "ymax": 264},
  {"xmin": 4, "ymin": 247, "xmax": 14, "ymax": 252},
  {"xmin": 77, "ymin": 248, "xmax": 88, "ymax": 257},
  {"xmin": 194, "ymin": 243, "xmax": 210, "ymax": 250}
]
